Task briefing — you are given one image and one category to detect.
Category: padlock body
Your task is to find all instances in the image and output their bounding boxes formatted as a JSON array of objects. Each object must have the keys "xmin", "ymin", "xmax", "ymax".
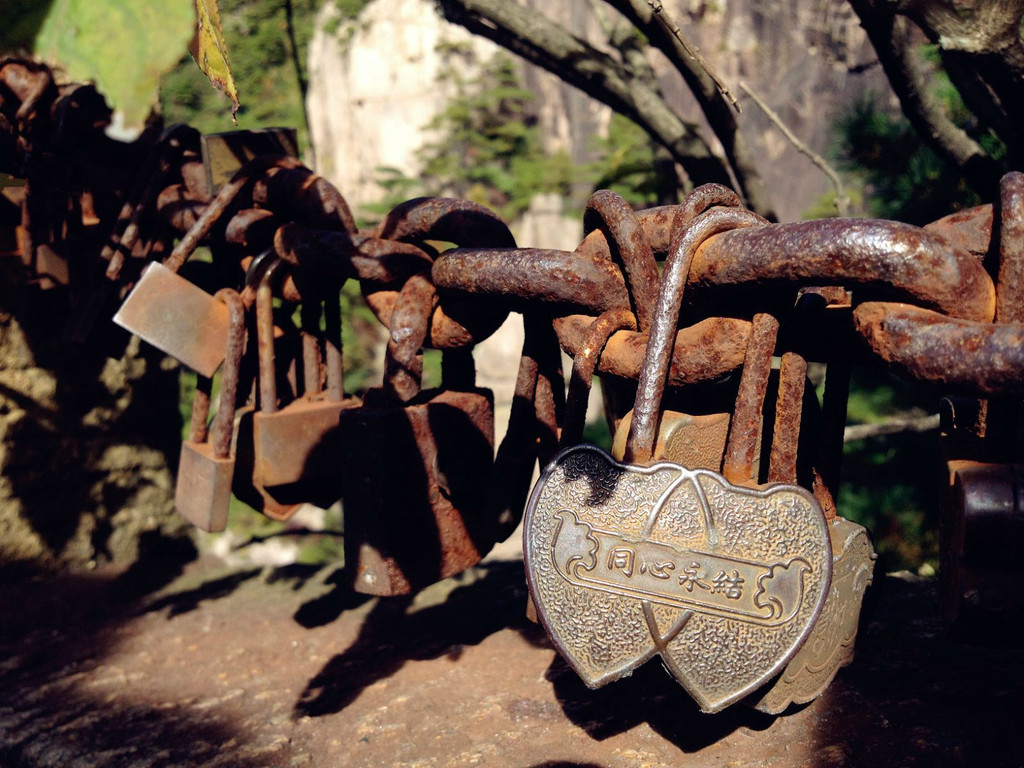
[
  {"xmin": 175, "ymin": 441, "xmax": 234, "ymax": 532},
  {"xmin": 941, "ymin": 461, "xmax": 1024, "ymax": 634},
  {"xmin": 113, "ymin": 262, "xmax": 230, "ymax": 377},
  {"xmin": 253, "ymin": 396, "xmax": 359, "ymax": 488},
  {"xmin": 611, "ymin": 408, "xmax": 730, "ymax": 471},
  {"xmin": 341, "ymin": 387, "xmax": 495, "ymax": 596},
  {"xmin": 752, "ymin": 515, "xmax": 875, "ymax": 714},
  {"xmin": 232, "ymin": 406, "xmax": 304, "ymax": 520}
]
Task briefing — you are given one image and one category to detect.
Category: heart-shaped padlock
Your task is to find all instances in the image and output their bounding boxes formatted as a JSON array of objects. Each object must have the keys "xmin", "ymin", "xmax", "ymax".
[{"xmin": 524, "ymin": 204, "xmax": 833, "ymax": 713}]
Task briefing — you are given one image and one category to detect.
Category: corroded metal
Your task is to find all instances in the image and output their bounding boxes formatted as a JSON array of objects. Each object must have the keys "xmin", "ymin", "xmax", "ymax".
[
  {"xmin": 174, "ymin": 288, "xmax": 247, "ymax": 533},
  {"xmin": 341, "ymin": 270, "xmax": 497, "ymax": 596},
  {"xmin": 525, "ymin": 205, "xmax": 832, "ymax": 714},
  {"xmin": 112, "ymin": 262, "xmax": 230, "ymax": 377},
  {"xmin": 560, "ymin": 308, "xmax": 637, "ymax": 448},
  {"xmin": 583, "ymin": 190, "xmax": 659, "ymax": 331},
  {"xmin": 7, "ymin": 60, "xmax": 1024, "ymax": 713},
  {"xmin": 854, "ymin": 302, "xmax": 1024, "ymax": 396},
  {"xmin": 767, "ymin": 351, "xmax": 808, "ymax": 486}
]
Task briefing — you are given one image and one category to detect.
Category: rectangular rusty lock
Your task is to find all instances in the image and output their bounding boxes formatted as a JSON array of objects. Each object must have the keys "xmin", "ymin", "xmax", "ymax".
[
  {"xmin": 201, "ymin": 127, "xmax": 298, "ymax": 194},
  {"xmin": 174, "ymin": 288, "xmax": 246, "ymax": 532},
  {"xmin": 252, "ymin": 295, "xmax": 357, "ymax": 490},
  {"xmin": 253, "ymin": 396, "xmax": 358, "ymax": 487},
  {"xmin": 341, "ymin": 387, "xmax": 495, "ymax": 596},
  {"xmin": 113, "ymin": 262, "xmax": 230, "ymax": 377},
  {"xmin": 176, "ymin": 441, "xmax": 234, "ymax": 532},
  {"xmin": 942, "ymin": 460, "xmax": 1024, "ymax": 633}
]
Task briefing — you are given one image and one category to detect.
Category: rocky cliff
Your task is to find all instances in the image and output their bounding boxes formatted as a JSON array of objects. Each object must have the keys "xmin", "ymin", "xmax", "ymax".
[{"xmin": 306, "ymin": 0, "xmax": 893, "ymax": 225}]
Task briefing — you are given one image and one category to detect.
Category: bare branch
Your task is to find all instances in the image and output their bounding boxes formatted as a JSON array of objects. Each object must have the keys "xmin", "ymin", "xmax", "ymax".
[
  {"xmin": 847, "ymin": 0, "xmax": 1004, "ymax": 196},
  {"xmin": 844, "ymin": 414, "xmax": 940, "ymax": 443},
  {"xmin": 644, "ymin": 0, "xmax": 740, "ymax": 112},
  {"xmin": 606, "ymin": 0, "xmax": 777, "ymax": 219},
  {"xmin": 738, "ymin": 81, "xmax": 850, "ymax": 217},
  {"xmin": 438, "ymin": 0, "xmax": 737, "ymax": 191}
]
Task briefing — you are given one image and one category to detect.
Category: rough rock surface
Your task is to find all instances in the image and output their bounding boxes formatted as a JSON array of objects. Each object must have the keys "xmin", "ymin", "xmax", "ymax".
[
  {"xmin": 0, "ymin": 266, "xmax": 187, "ymax": 573},
  {"xmin": 1, "ymin": 548, "xmax": 1021, "ymax": 767},
  {"xmin": 307, "ymin": 0, "xmax": 893, "ymax": 223}
]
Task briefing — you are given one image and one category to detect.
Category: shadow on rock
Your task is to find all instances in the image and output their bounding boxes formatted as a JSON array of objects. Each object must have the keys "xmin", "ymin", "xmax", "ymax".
[
  {"xmin": 292, "ymin": 566, "xmax": 373, "ymax": 628},
  {"xmin": 545, "ymin": 652, "xmax": 774, "ymax": 750},
  {"xmin": 294, "ymin": 559, "xmax": 548, "ymax": 718},
  {"xmin": 0, "ymin": 563, "xmax": 281, "ymax": 767},
  {"xmin": 140, "ymin": 567, "xmax": 263, "ymax": 618}
]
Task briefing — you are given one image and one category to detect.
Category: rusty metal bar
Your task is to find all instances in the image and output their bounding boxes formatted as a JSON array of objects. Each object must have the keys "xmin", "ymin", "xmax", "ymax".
[
  {"xmin": 997, "ymin": 171, "xmax": 1024, "ymax": 323},
  {"xmin": 768, "ymin": 351, "xmax": 807, "ymax": 485},
  {"xmin": 628, "ymin": 207, "xmax": 766, "ymax": 464},
  {"xmin": 560, "ymin": 309, "xmax": 637, "ymax": 448},
  {"xmin": 688, "ymin": 218, "xmax": 994, "ymax": 321},
  {"xmin": 210, "ymin": 289, "xmax": 246, "ymax": 458},
  {"xmin": 433, "ymin": 247, "xmax": 630, "ymax": 315},
  {"xmin": 373, "ymin": 197, "xmax": 515, "ymax": 248},
  {"xmin": 722, "ymin": 312, "xmax": 779, "ymax": 484},
  {"xmin": 324, "ymin": 288, "xmax": 344, "ymax": 403},
  {"xmin": 854, "ymin": 302, "xmax": 1024, "ymax": 396},
  {"xmin": 553, "ymin": 313, "xmax": 752, "ymax": 386},
  {"xmin": 583, "ymin": 190, "xmax": 659, "ymax": 332}
]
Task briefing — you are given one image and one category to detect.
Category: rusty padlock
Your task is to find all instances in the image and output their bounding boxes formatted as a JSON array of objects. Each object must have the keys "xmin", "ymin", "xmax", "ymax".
[
  {"xmin": 231, "ymin": 256, "xmax": 305, "ymax": 521},
  {"xmin": 524, "ymin": 206, "xmax": 833, "ymax": 713},
  {"xmin": 113, "ymin": 260, "xmax": 230, "ymax": 378},
  {"xmin": 251, "ymin": 277, "xmax": 359, "ymax": 507},
  {"xmin": 941, "ymin": 460, "xmax": 1024, "ymax": 636},
  {"xmin": 341, "ymin": 272, "xmax": 496, "ymax": 596},
  {"xmin": 174, "ymin": 288, "xmax": 246, "ymax": 532}
]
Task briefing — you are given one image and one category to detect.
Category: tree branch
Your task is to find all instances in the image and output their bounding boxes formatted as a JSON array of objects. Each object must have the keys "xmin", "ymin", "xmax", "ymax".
[
  {"xmin": 644, "ymin": 0, "xmax": 739, "ymax": 112},
  {"xmin": 847, "ymin": 0, "xmax": 1004, "ymax": 196},
  {"xmin": 844, "ymin": 413, "xmax": 939, "ymax": 443},
  {"xmin": 739, "ymin": 81, "xmax": 849, "ymax": 217},
  {"xmin": 437, "ymin": 0, "xmax": 737, "ymax": 194},
  {"xmin": 606, "ymin": 0, "xmax": 776, "ymax": 219}
]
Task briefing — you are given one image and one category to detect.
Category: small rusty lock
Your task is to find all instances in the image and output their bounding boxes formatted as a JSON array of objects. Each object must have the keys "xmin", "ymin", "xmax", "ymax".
[
  {"xmin": 341, "ymin": 272, "xmax": 496, "ymax": 596},
  {"xmin": 250, "ymin": 275, "xmax": 359, "ymax": 506},
  {"xmin": 940, "ymin": 460, "xmax": 1024, "ymax": 637},
  {"xmin": 231, "ymin": 256, "xmax": 305, "ymax": 521},
  {"xmin": 113, "ymin": 255, "xmax": 231, "ymax": 378},
  {"xmin": 524, "ymin": 204, "xmax": 833, "ymax": 713},
  {"xmin": 174, "ymin": 288, "xmax": 247, "ymax": 532}
]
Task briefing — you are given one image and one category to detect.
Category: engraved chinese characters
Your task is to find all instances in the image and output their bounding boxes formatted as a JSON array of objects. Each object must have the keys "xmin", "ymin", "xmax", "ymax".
[
  {"xmin": 523, "ymin": 202, "xmax": 833, "ymax": 713},
  {"xmin": 525, "ymin": 445, "xmax": 832, "ymax": 712}
]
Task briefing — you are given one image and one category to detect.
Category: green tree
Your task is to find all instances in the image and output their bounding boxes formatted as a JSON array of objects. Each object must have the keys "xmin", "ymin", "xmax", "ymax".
[{"xmin": 373, "ymin": 52, "xmax": 573, "ymax": 222}]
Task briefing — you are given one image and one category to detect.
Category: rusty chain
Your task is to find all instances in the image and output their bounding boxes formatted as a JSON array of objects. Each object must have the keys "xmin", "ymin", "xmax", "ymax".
[{"xmin": 3, "ymin": 60, "xmax": 1023, "ymax": 616}]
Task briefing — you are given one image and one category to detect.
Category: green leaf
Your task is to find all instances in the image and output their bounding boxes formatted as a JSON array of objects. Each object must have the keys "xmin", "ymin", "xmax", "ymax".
[
  {"xmin": 34, "ymin": 0, "xmax": 196, "ymax": 128},
  {"xmin": 189, "ymin": 0, "xmax": 240, "ymax": 124}
]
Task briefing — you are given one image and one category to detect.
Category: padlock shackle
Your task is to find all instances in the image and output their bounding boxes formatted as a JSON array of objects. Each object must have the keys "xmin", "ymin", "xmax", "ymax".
[
  {"xmin": 256, "ymin": 257, "xmax": 290, "ymax": 415},
  {"xmin": 766, "ymin": 350, "xmax": 808, "ymax": 486},
  {"xmin": 324, "ymin": 291, "xmax": 344, "ymax": 402},
  {"xmin": 295, "ymin": 288, "xmax": 345, "ymax": 404},
  {"xmin": 383, "ymin": 272, "xmax": 435, "ymax": 403},
  {"xmin": 583, "ymin": 191, "xmax": 660, "ymax": 333},
  {"xmin": 559, "ymin": 309, "xmax": 637, "ymax": 449},
  {"xmin": 163, "ymin": 156, "xmax": 305, "ymax": 274},
  {"xmin": 626, "ymin": 204, "xmax": 766, "ymax": 465},
  {"xmin": 720, "ymin": 312, "xmax": 779, "ymax": 484},
  {"xmin": 210, "ymin": 289, "xmax": 247, "ymax": 459}
]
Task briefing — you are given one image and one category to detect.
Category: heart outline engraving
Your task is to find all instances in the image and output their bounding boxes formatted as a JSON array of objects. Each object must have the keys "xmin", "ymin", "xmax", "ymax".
[{"xmin": 524, "ymin": 444, "xmax": 832, "ymax": 712}]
